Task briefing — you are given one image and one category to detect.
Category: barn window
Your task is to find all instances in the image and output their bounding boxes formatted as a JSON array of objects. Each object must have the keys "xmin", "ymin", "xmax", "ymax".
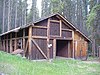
[{"xmin": 50, "ymin": 21, "xmax": 60, "ymax": 36}]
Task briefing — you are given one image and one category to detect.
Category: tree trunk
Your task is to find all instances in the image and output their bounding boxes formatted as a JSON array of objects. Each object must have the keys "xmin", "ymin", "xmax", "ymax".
[
  {"xmin": 92, "ymin": 39, "xmax": 96, "ymax": 57},
  {"xmin": 15, "ymin": 1, "xmax": 18, "ymax": 28},
  {"xmin": 2, "ymin": 0, "xmax": 5, "ymax": 33},
  {"xmin": 8, "ymin": 0, "xmax": 11, "ymax": 31}
]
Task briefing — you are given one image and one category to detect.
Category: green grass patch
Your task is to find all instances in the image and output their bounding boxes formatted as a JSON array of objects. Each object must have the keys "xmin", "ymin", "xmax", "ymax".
[{"xmin": 0, "ymin": 51, "xmax": 100, "ymax": 75}]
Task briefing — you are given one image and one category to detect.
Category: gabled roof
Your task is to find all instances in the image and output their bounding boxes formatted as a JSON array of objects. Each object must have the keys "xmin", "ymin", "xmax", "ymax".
[{"xmin": 0, "ymin": 13, "xmax": 90, "ymax": 42}]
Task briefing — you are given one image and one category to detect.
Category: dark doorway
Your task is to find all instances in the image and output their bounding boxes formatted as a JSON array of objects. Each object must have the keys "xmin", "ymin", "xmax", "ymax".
[{"xmin": 56, "ymin": 40, "xmax": 68, "ymax": 57}]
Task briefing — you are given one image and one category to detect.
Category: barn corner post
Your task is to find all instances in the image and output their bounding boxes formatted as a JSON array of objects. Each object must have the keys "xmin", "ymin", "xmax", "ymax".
[
  {"xmin": 53, "ymin": 39, "xmax": 56, "ymax": 59},
  {"xmin": 47, "ymin": 18, "xmax": 50, "ymax": 60},
  {"xmin": 72, "ymin": 31, "xmax": 75, "ymax": 59},
  {"xmin": 28, "ymin": 25, "xmax": 32, "ymax": 60}
]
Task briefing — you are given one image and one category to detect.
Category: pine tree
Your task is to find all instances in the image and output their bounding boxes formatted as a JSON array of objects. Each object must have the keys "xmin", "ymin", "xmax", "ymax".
[
  {"xmin": 41, "ymin": 0, "xmax": 51, "ymax": 17},
  {"xmin": 0, "ymin": 0, "xmax": 3, "ymax": 33},
  {"xmin": 27, "ymin": 0, "xmax": 39, "ymax": 23}
]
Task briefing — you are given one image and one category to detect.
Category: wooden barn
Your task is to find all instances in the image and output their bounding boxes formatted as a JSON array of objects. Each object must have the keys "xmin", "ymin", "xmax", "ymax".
[{"xmin": 0, "ymin": 13, "xmax": 90, "ymax": 60}]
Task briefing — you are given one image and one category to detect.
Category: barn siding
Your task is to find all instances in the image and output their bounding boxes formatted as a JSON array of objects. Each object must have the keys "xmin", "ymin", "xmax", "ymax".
[
  {"xmin": 0, "ymin": 14, "xmax": 89, "ymax": 60},
  {"xmin": 74, "ymin": 31, "xmax": 88, "ymax": 59}
]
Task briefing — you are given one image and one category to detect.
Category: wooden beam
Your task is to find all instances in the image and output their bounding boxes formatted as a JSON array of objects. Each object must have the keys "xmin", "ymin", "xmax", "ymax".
[
  {"xmin": 32, "ymin": 36, "xmax": 47, "ymax": 39},
  {"xmin": 60, "ymin": 20, "xmax": 62, "ymax": 37},
  {"xmin": 25, "ymin": 40, "xmax": 29, "ymax": 57},
  {"xmin": 56, "ymin": 16, "xmax": 73, "ymax": 29},
  {"xmin": 28, "ymin": 26, "xmax": 32, "ymax": 59},
  {"xmin": 11, "ymin": 36, "xmax": 28, "ymax": 40},
  {"xmin": 23, "ymin": 29, "xmax": 25, "ymax": 50},
  {"xmin": 72, "ymin": 31, "xmax": 75, "ymax": 58},
  {"xmin": 74, "ymin": 41, "xmax": 77, "ymax": 58},
  {"xmin": 47, "ymin": 19, "xmax": 50, "ymax": 60},
  {"xmin": 6, "ymin": 35, "xmax": 8, "ymax": 52},
  {"xmin": 53, "ymin": 39, "xmax": 56, "ymax": 58},
  {"xmin": 62, "ymin": 28, "xmax": 73, "ymax": 31},
  {"xmin": 50, "ymin": 20, "xmax": 60, "ymax": 23},
  {"xmin": 10, "ymin": 33, "xmax": 12, "ymax": 53},
  {"xmin": 31, "ymin": 39, "xmax": 48, "ymax": 59},
  {"xmin": 20, "ymin": 39, "xmax": 23, "ymax": 49},
  {"xmin": 14, "ymin": 33, "xmax": 17, "ymax": 50},
  {"xmin": 33, "ymin": 26, "xmax": 47, "ymax": 29},
  {"xmin": 55, "ymin": 38, "xmax": 73, "ymax": 40}
]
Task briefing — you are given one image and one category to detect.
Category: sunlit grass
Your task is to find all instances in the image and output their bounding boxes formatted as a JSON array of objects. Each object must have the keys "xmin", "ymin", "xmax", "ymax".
[{"xmin": 0, "ymin": 51, "xmax": 100, "ymax": 75}]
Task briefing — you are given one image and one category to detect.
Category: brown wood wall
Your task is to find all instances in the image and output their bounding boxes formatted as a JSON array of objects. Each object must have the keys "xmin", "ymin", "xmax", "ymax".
[
  {"xmin": 0, "ymin": 15, "xmax": 89, "ymax": 60},
  {"xmin": 74, "ymin": 31, "xmax": 88, "ymax": 59}
]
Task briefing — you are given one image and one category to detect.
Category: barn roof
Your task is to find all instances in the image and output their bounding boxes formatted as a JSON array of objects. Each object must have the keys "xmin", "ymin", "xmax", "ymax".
[{"xmin": 0, "ymin": 13, "xmax": 90, "ymax": 42}]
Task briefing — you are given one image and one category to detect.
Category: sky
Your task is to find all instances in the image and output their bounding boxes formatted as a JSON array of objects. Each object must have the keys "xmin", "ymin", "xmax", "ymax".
[{"xmin": 27, "ymin": 0, "xmax": 42, "ymax": 17}]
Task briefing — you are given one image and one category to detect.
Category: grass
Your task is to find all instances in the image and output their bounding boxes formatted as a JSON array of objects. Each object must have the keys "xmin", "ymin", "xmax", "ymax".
[{"xmin": 0, "ymin": 51, "xmax": 100, "ymax": 75}]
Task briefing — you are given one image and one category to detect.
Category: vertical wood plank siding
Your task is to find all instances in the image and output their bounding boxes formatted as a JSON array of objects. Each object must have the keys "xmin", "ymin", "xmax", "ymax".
[{"xmin": 0, "ymin": 15, "xmax": 89, "ymax": 60}]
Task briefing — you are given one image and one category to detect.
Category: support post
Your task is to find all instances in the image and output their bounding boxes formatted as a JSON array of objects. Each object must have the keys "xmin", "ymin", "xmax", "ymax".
[
  {"xmin": 60, "ymin": 20, "xmax": 62, "ymax": 37},
  {"xmin": 14, "ymin": 33, "xmax": 17, "ymax": 50},
  {"xmin": 10, "ymin": 33, "xmax": 12, "ymax": 53},
  {"xmin": 28, "ymin": 26, "xmax": 32, "ymax": 59},
  {"xmin": 68, "ymin": 41, "xmax": 71, "ymax": 58},
  {"xmin": 72, "ymin": 31, "xmax": 75, "ymax": 58},
  {"xmin": 53, "ymin": 39, "xmax": 56, "ymax": 58},
  {"xmin": 6, "ymin": 35, "xmax": 8, "ymax": 52},
  {"xmin": 23, "ymin": 29, "xmax": 25, "ymax": 50},
  {"xmin": 47, "ymin": 19, "xmax": 50, "ymax": 60}
]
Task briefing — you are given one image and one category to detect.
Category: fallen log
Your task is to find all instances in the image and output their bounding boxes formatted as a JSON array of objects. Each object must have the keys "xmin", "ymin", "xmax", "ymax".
[{"xmin": 11, "ymin": 49, "xmax": 24, "ymax": 56}]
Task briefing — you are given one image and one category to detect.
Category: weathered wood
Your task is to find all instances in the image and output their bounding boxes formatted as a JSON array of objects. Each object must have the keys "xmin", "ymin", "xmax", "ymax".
[
  {"xmin": 47, "ymin": 19, "xmax": 50, "ymax": 60},
  {"xmin": 74, "ymin": 40, "xmax": 77, "ymax": 58},
  {"xmin": 14, "ymin": 33, "xmax": 17, "ymax": 50},
  {"xmin": 68, "ymin": 41, "xmax": 70, "ymax": 58},
  {"xmin": 60, "ymin": 20, "xmax": 62, "ymax": 37},
  {"xmin": 72, "ymin": 31, "xmax": 75, "ymax": 58},
  {"xmin": 56, "ymin": 16, "xmax": 73, "ymax": 29},
  {"xmin": 25, "ymin": 40, "xmax": 28, "ymax": 55},
  {"xmin": 50, "ymin": 20, "xmax": 60, "ymax": 23},
  {"xmin": 10, "ymin": 33, "xmax": 12, "ymax": 53},
  {"xmin": 31, "ymin": 39, "xmax": 48, "ymax": 59},
  {"xmin": 62, "ymin": 28, "xmax": 73, "ymax": 31},
  {"xmin": 28, "ymin": 26, "xmax": 32, "ymax": 59},
  {"xmin": 53, "ymin": 39, "xmax": 56, "ymax": 58},
  {"xmin": 23, "ymin": 29, "xmax": 25, "ymax": 50},
  {"xmin": 33, "ymin": 26, "xmax": 47, "ymax": 29},
  {"xmin": 11, "ymin": 49, "xmax": 24, "ymax": 56},
  {"xmin": 32, "ymin": 36, "xmax": 47, "ymax": 39},
  {"xmin": 0, "ymin": 13, "xmax": 90, "ymax": 60},
  {"xmin": 11, "ymin": 36, "xmax": 28, "ymax": 40},
  {"xmin": 6, "ymin": 36, "xmax": 8, "ymax": 52}
]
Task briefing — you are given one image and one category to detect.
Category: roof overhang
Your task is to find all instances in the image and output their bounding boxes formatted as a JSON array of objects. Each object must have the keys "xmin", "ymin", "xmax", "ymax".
[
  {"xmin": 0, "ymin": 13, "xmax": 91, "ymax": 42},
  {"xmin": 0, "ymin": 27, "xmax": 20, "ymax": 36}
]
